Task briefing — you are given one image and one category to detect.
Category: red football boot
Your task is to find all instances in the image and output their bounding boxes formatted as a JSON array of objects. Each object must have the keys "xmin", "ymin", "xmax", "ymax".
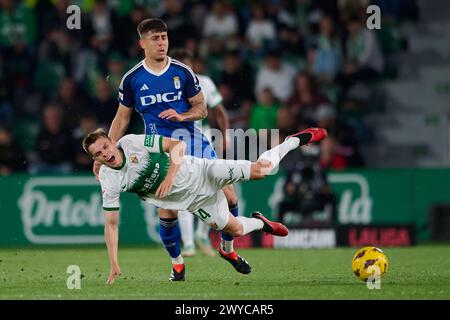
[
  {"xmin": 286, "ymin": 127, "xmax": 328, "ymax": 146},
  {"xmin": 251, "ymin": 211, "xmax": 289, "ymax": 237},
  {"xmin": 217, "ymin": 245, "xmax": 252, "ymax": 274}
]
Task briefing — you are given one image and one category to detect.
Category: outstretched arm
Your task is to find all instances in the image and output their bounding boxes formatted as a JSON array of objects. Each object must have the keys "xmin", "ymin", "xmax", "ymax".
[
  {"xmin": 155, "ymin": 137, "xmax": 187, "ymax": 198},
  {"xmin": 104, "ymin": 210, "xmax": 121, "ymax": 285},
  {"xmin": 109, "ymin": 104, "xmax": 134, "ymax": 141}
]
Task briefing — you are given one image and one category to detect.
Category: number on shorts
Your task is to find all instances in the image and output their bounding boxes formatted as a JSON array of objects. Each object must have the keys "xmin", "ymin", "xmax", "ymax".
[{"xmin": 195, "ymin": 208, "xmax": 211, "ymax": 221}]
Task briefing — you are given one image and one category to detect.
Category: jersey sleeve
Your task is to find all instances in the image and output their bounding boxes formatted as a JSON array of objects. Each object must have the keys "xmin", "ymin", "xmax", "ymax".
[
  {"xmin": 99, "ymin": 169, "xmax": 121, "ymax": 211},
  {"xmin": 183, "ymin": 67, "xmax": 202, "ymax": 99},
  {"xmin": 142, "ymin": 134, "xmax": 164, "ymax": 153},
  {"xmin": 201, "ymin": 76, "xmax": 223, "ymax": 109},
  {"xmin": 121, "ymin": 134, "xmax": 164, "ymax": 153},
  {"xmin": 118, "ymin": 73, "xmax": 135, "ymax": 108}
]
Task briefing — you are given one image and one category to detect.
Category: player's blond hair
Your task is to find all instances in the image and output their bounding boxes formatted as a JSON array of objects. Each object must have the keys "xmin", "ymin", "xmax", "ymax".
[{"xmin": 82, "ymin": 128, "xmax": 110, "ymax": 157}]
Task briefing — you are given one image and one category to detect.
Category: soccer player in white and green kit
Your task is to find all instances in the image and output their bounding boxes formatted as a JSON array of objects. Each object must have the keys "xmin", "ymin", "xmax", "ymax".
[{"xmin": 83, "ymin": 127, "xmax": 327, "ymax": 283}]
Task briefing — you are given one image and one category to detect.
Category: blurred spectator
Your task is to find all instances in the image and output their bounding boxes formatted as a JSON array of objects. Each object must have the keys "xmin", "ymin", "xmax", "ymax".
[
  {"xmin": 287, "ymin": 72, "xmax": 330, "ymax": 124},
  {"xmin": 91, "ymin": 78, "xmax": 117, "ymax": 128},
  {"xmin": 248, "ymin": 88, "xmax": 280, "ymax": 132},
  {"xmin": 311, "ymin": 15, "xmax": 342, "ymax": 84},
  {"xmin": 0, "ymin": 126, "xmax": 27, "ymax": 175},
  {"xmin": 1, "ymin": 36, "xmax": 35, "ymax": 91},
  {"xmin": 0, "ymin": 0, "xmax": 36, "ymax": 48},
  {"xmin": 114, "ymin": 5, "xmax": 148, "ymax": 58},
  {"xmin": 218, "ymin": 82, "xmax": 251, "ymax": 129},
  {"xmin": 35, "ymin": 0, "xmax": 70, "ymax": 41},
  {"xmin": 245, "ymin": 4, "xmax": 277, "ymax": 57},
  {"xmin": 373, "ymin": 0, "xmax": 419, "ymax": 22},
  {"xmin": 315, "ymin": 104, "xmax": 365, "ymax": 169},
  {"xmin": 0, "ymin": 78, "xmax": 13, "ymax": 127},
  {"xmin": 160, "ymin": 0, "xmax": 199, "ymax": 48},
  {"xmin": 105, "ymin": 53, "xmax": 126, "ymax": 92},
  {"xmin": 338, "ymin": 0, "xmax": 369, "ymax": 24},
  {"xmin": 33, "ymin": 34, "xmax": 67, "ymax": 97},
  {"xmin": 342, "ymin": 15, "xmax": 384, "ymax": 84},
  {"xmin": 255, "ymin": 49, "xmax": 297, "ymax": 103},
  {"xmin": 85, "ymin": 0, "xmax": 119, "ymax": 60},
  {"xmin": 30, "ymin": 104, "xmax": 74, "ymax": 174},
  {"xmin": 56, "ymin": 78, "xmax": 90, "ymax": 130},
  {"xmin": 72, "ymin": 111, "xmax": 100, "ymax": 172},
  {"xmin": 202, "ymin": 0, "xmax": 239, "ymax": 54},
  {"xmin": 220, "ymin": 49, "xmax": 254, "ymax": 102},
  {"xmin": 277, "ymin": 24, "xmax": 306, "ymax": 56},
  {"xmin": 278, "ymin": 144, "xmax": 337, "ymax": 227}
]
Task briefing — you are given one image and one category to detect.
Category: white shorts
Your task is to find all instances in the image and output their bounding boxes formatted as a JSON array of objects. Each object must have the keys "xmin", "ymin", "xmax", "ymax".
[
  {"xmin": 145, "ymin": 156, "xmax": 252, "ymax": 231},
  {"xmin": 190, "ymin": 190, "xmax": 230, "ymax": 230}
]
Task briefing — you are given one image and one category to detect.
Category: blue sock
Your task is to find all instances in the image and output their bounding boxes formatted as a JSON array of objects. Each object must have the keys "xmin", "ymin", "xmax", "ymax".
[
  {"xmin": 221, "ymin": 203, "xmax": 239, "ymax": 241},
  {"xmin": 159, "ymin": 218, "xmax": 181, "ymax": 259}
]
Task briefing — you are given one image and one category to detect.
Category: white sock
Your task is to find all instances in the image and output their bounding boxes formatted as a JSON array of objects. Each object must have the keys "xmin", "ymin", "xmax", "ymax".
[
  {"xmin": 178, "ymin": 210, "xmax": 195, "ymax": 249},
  {"xmin": 257, "ymin": 138, "xmax": 299, "ymax": 174},
  {"xmin": 171, "ymin": 255, "xmax": 184, "ymax": 264},
  {"xmin": 221, "ymin": 239, "xmax": 234, "ymax": 253},
  {"xmin": 236, "ymin": 216, "xmax": 264, "ymax": 235},
  {"xmin": 195, "ymin": 221, "xmax": 210, "ymax": 240}
]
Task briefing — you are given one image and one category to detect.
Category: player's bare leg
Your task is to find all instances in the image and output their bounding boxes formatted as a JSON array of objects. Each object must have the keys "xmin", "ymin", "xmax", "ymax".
[{"xmin": 158, "ymin": 208, "xmax": 185, "ymax": 281}]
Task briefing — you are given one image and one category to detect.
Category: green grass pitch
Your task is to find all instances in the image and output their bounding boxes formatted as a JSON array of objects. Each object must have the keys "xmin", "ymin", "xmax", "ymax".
[{"xmin": 1, "ymin": 244, "xmax": 450, "ymax": 299}]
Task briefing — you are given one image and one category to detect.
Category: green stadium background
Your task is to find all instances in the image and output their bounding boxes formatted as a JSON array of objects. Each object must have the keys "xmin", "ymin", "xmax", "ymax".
[{"xmin": 1, "ymin": 168, "xmax": 448, "ymax": 246}]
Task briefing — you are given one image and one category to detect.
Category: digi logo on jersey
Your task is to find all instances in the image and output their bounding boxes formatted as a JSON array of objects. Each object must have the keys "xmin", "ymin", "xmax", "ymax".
[{"xmin": 140, "ymin": 91, "xmax": 183, "ymax": 106}]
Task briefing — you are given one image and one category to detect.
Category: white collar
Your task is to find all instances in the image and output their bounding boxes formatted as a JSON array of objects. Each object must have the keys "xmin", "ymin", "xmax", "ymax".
[{"xmin": 142, "ymin": 57, "xmax": 171, "ymax": 76}]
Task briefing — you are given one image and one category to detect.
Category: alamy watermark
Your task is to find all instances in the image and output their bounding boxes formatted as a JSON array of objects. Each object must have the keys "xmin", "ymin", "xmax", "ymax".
[
  {"xmin": 366, "ymin": 265, "xmax": 381, "ymax": 290},
  {"xmin": 168, "ymin": 128, "xmax": 281, "ymax": 173},
  {"xmin": 66, "ymin": 5, "xmax": 81, "ymax": 30},
  {"xmin": 366, "ymin": 5, "xmax": 381, "ymax": 30},
  {"xmin": 66, "ymin": 265, "xmax": 81, "ymax": 289}
]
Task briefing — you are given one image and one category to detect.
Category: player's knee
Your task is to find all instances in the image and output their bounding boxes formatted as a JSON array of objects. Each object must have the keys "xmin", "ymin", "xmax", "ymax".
[{"xmin": 223, "ymin": 220, "xmax": 243, "ymax": 237}]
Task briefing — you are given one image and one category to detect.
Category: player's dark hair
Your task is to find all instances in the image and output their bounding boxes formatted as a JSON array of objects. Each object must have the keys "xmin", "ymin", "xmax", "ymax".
[
  {"xmin": 169, "ymin": 48, "xmax": 193, "ymax": 63},
  {"xmin": 137, "ymin": 18, "xmax": 168, "ymax": 38},
  {"xmin": 82, "ymin": 128, "xmax": 110, "ymax": 157}
]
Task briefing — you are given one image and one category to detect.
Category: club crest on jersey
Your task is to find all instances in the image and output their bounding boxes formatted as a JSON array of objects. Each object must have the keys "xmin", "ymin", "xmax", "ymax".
[
  {"xmin": 173, "ymin": 76, "xmax": 181, "ymax": 89},
  {"xmin": 130, "ymin": 154, "xmax": 139, "ymax": 164}
]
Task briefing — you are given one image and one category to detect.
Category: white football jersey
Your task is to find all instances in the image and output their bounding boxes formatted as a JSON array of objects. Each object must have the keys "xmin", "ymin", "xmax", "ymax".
[
  {"xmin": 99, "ymin": 134, "xmax": 169, "ymax": 211},
  {"xmin": 99, "ymin": 133, "xmax": 230, "ymax": 213},
  {"xmin": 99, "ymin": 134, "xmax": 251, "ymax": 217},
  {"xmin": 197, "ymin": 74, "xmax": 223, "ymax": 109}
]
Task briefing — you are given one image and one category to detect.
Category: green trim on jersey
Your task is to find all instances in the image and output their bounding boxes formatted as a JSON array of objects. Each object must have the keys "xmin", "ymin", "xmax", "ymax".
[
  {"xmin": 129, "ymin": 152, "xmax": 170, "ymax": 196},
  {"xmin": 103, "ymin": 207, "xmax": 120, "ymax": 211},
  {"xmin": 159, "ymin": 135, "xmax": 163, "ymax": 152},
  {"xmin": 111, "ymin": 148, "xmax": 126, "ymax": 170},
  {"xmin": 144, "ymin": 135, "xmax": 155, "ymax": 148}
]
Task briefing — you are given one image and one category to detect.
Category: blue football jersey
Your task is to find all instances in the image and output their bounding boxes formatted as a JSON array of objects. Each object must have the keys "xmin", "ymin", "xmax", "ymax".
[{"xmin": 118, "ymin": 57, "xmax": 216, "ymax": 159}]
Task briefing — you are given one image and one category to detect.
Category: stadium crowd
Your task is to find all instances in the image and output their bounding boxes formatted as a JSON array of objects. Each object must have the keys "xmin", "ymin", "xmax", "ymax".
[{"xmin": 0, "ymin": 0, "xmax": 418, "ymax": 175}]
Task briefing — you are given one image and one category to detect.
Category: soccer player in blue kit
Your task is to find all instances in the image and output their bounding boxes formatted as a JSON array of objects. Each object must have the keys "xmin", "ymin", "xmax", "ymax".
[{"xmin": 95, "ymin": 18, "xmax": 245, "ymax": 281}]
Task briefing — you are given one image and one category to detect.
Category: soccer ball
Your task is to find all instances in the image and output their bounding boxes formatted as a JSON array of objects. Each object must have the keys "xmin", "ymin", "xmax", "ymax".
[{"xmin": 351, "ymin": 246, "xmax": 388, "ymax": 281}]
